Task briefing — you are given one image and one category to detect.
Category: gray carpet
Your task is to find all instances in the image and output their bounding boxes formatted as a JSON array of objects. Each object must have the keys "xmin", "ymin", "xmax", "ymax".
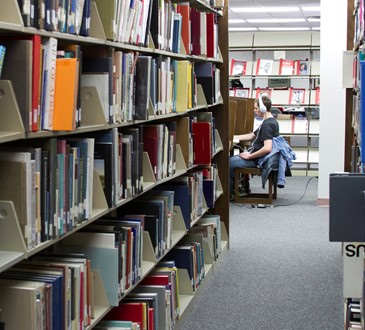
[{"xmin": 177, "ymin": 176, "xmax": 343, "ymax": 330}]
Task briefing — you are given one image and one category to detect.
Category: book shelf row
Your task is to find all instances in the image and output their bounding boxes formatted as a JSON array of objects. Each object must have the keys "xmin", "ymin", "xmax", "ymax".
[
  {"xmin": 0, "ymin": 196, "xmax": 228, "ymax": 329},
  {"xmin": 14, "ymin": 0, "xmax": 222, "ymax": 51},
  {"xmin": 0, "ymin": 126, "xmax": 224, "ymax": 257},
  {"xmin": 229, "ymin": 58, "xmax": 320, "ymax": 77},
  {"xmin": 0, "ymin": 37, "xmax": 221, "ymax": 133},
  {"xmin": 0, "ymin": 0, "xmax": 230, "ymax": 329},
  {"xmin": 229, "ymin": 86, "xmax": 320, "ymax": 106}
]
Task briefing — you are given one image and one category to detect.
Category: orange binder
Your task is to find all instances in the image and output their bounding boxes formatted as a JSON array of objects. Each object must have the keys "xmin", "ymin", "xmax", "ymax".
[{"xmin": 53, "ymin": 58, "xmax": 79, "ymax": 131}]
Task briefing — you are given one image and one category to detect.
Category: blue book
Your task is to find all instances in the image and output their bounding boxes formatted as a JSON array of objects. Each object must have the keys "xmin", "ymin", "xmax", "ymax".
[
  {"xmin": 0, "ymin": 45, "xmax": 6, "ymax": 79},
  {"xmin": 158, "ymin": 184, "xmax": 191, "ymax": 229}
]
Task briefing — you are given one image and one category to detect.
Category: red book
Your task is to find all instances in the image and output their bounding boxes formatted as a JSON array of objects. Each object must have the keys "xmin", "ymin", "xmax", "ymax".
[
  {"xmin": 190, "ymin": 8, "xmax": 201, "ymax": 55},
  {"xmin": 148, "ymin": 308, "xmax": 154, "ymax": 330},
  {"xmin": 192, "ymin": 121, "xmax": 212, "ymax": 165},
  {"xmin": 279, "ymin": 58, "xmax": 294, "ymax": 75},
  {"xmin": 104, "ymin": 302, "xmax": 147, "ymax": 330},
  {"xmin": 177, "ymin": 3, "xmax": 191, "ymax": 54},
  {"xmin": 143, "ymin": 125, "xmax": 159, "ymax": 180},
  {"xmin": 230, "ymin": 59, "xmax": 247, "ymax": 76},
  {"xmin": 141, "ymin": 274, "xmax": 170, "ymax": 287},
  {"xmin": 206, "ymin": 12, "xmax": 216, "ymax": 58}
]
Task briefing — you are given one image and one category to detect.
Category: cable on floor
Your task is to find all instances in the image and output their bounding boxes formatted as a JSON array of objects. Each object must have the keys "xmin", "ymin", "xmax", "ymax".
[
  {"xmin": 270, "ymin": 176, "xmax": 318, "ymax": 208},
  {"xmin": 234, "ymin": 176, "xmax": 318, "ymax": 209}
]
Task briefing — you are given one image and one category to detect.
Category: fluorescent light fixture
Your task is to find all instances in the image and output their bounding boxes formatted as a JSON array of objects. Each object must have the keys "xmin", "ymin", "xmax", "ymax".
[
  {"xmin": 228, "ymin": 19, "xmax": 246, "ymax": 24},
  {"xmin": 258, "ymin": 27, "xmax": 311, "ymax": 31},
  {"xmin": 307, "ymin": 18, "xmax": 320, "ymax": 22},
  {"xmin": 230, "ymin": 7, "xmax": 300, "ymax": 13},
  {"xmin": 229, "ymin": 27, "xmax": 258, "ymax": 31},
  {"xmin": 312, "ymin": 27, "xmax": 321, "ymax": 30},
  {"xmin": 247, "ymin": 18, "xmax": 305, "ymax": 23},
  {"xmin": 302, "ymin": 6, "xmax": 320, "ymax": 11}
]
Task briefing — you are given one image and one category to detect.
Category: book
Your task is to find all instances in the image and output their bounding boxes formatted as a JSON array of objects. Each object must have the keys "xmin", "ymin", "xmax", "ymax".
[
  {"xmin": 234, "ymin": 87, "xmax": 250, "ymax": 98},
  {"xmin": 176, "ymin": 3, "xmax": 190, "ymax": 54},
  {"xmin": 0, "ymin": 44, "xmax": 5, "ymax": 78},
  {"xmin": 289, "ymin": 88, "xmax": 306, "ymax": 104},
  {"xmin": 255, "ymin": 88, "xmax": 272, "ymax": 99},
  {"xmin": 230, "ymin": 59, "xmax": 247, "ymax": 76},
  {"xmin": 315, "ymin": 87, "xmax": 320, "ymax": 104},
  {"xmin": 134, "ymin": 55, "xmax": 152, "ymax": 120},
  {"xmin": 296, "ymin": 59, "xmax": 309, "ymax": 75},
  {"xmin": 53, "ymin": 58, "xmax": 80, "ymax": 130},
  {"xmin": 278, "ymin": 58, "xmax": 294, "ymax": 75},
  {"xmin": 192, "ymin": 121, "xmax": 212, "ymax": 165},
  {"xmin": 190, "ymin": 8, "xmax": 201, "ymax": 56},
  {"xmin": 256, "ymin": 58, "xmax": 273, "ymax": 75},
  {"xmin": 41, "ymin": 37, "xmax": 58, "ymax": 130},
  {"xmin": 0, "ymin": 279, "xmax": 46, "ymax": 330},
  {"xmin": 103, "ymin": 302, "xmax": 148, "ymax": 329}
]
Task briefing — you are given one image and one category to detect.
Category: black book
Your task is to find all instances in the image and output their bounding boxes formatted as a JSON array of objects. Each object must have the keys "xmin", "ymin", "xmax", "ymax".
[{"xmin": 134, "ymin": 56, "xmax": 151, "ymax": 120}]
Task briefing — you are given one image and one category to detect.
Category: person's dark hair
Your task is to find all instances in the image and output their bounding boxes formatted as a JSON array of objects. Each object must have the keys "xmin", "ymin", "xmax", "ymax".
[{"xmin": 255, "ymin": 95, "xmax": 272, "ymax": 112}]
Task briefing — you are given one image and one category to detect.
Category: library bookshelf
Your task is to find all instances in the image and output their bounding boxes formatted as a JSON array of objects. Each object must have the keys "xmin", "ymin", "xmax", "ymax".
[
  {"xmin": 0, "ymin": 0, "xmax": 230, "ymax": 329},
  {"xmin": 229, "ymin": 31, "xmax": 320, "ymax": 176}
]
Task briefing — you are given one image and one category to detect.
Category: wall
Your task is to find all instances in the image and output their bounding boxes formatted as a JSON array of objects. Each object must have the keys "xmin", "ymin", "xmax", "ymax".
[{"xmin": 317, "ymin": 0, "xmax": 347, "ymax": 204}]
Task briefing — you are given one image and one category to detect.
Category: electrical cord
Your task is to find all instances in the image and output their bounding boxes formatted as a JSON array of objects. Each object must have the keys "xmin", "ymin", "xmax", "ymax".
[{"xmin": 270, "ymin": 176, "xmax": 318, "ymax": 208}]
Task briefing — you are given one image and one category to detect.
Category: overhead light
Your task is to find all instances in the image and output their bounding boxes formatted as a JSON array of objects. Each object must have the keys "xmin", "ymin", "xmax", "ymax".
[
  {"xmin": 312, "ymin": 27, "xmax": 321, "ymax": 30},
  {"xmin": 230, "ymin": 7, "xmax": 300, "ymax": 13},
  {"xmin": 302, "ymin": 6, "xmax": 320, "ymax": 12},
  {"xmin": 307, "ymin": 17, "xmax": 320, "ymax": 22},
  {"xmin": 247, "ymin": 18, "xmax": 306, "ymax": 23},
  {"xmin": 229, "ymin": 27, "xmax": 258, "ymax": 31},
  {"xmin": 258, "ymin": 27, "xmax": 311, "ymax": 31},
  {"xmin": 228, "ymin": 19, "xmax": 246, "ymax": 24}
]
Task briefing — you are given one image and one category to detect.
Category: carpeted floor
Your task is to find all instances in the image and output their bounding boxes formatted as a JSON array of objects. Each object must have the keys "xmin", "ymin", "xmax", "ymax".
[{"xmin": 177, "ymin": 176, "xmax": 343, "ymax": 330}]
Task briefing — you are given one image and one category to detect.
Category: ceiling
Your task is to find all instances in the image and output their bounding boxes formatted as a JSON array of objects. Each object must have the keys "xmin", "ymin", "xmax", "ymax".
[{"xmin": 228, "ymin": 0, "xmax": 321, "ymax": 32}]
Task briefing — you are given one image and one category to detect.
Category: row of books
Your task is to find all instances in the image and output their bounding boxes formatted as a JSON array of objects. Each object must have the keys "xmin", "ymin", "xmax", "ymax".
[
  {"xmin": 344, "ymin": 297, "xmax": 363, "ymax": 329},
  {"xmin": 2, "ymin": 35, "xmax": 222, "ymax": 132},
  {"xmin": 16, "ymin": 0, "xmax": 221, "ymax": 55},
  {"xmin": 230, "ymin": 58, "xmax": 313, "ymax": 76},
  {"xmin": 17, "ymin": 0, "xmax": 92, "ymax": 35},
  {"xmin": 0, "ymin": 137, "xmax": 94, "ymax": 249},
  {"xmin": 229, "ymin": 87, "xmax": 321, "ymax": 105},
  {"xmin": 97, "ymin": 216, "xmax": 222, "ymax": 329},
  {"xmin": 0, "ymin": 117, "xmax": 220, "ymax": 250},
  {"xmin": 353, "ymin": 0, "xmax": 364, "ymax": 47},
  {"xmin": 0, "ymin": 208, "xmax": 223, "ymax": 329},
  {"xmin": 0, "ymin": 252, "xmax": 93, "ymax": 330}
]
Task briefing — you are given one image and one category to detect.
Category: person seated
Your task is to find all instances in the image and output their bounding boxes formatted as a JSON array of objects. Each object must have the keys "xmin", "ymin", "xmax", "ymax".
[{"xmin": 230, "ymin": 94, "xmax": 279, "ymax": 200}]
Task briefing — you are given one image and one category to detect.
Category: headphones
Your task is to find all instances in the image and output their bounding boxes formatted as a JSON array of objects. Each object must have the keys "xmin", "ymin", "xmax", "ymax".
[{"xmin": 258, "ymin": 94, "xmax": 267, "ymax": 113}]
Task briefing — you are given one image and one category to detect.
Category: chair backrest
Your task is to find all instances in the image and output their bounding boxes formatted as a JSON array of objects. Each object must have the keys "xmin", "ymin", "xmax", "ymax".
[{"xmin": 229, "ymin": 99, "xmax": 237, "ymax": 150}]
